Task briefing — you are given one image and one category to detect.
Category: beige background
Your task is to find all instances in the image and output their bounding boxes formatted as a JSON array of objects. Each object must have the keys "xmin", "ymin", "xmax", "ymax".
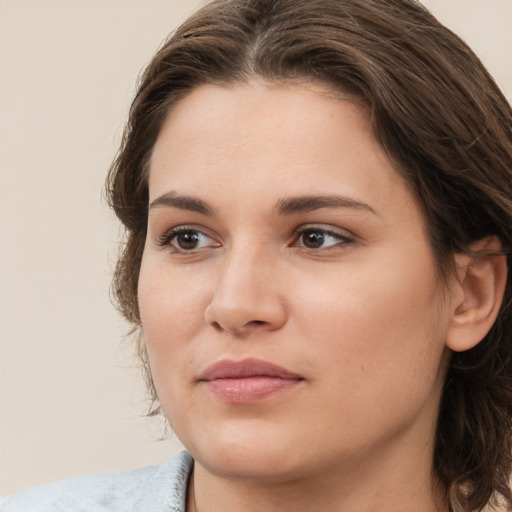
[{"xmin": 1, "ymin": 0, "xmax": 511, "ymax": 497}]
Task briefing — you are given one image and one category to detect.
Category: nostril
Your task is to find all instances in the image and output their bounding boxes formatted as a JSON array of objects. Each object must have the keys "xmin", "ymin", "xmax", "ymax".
[{"xmin": 211, "ymin": 321, "xmax": 223, "ymax": 331}]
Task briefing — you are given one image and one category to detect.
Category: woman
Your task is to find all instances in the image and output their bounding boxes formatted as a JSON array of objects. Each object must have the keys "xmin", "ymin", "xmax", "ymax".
[{"xmin": 2, "ymin": 0, "xmax": 511, "ymax": 511}]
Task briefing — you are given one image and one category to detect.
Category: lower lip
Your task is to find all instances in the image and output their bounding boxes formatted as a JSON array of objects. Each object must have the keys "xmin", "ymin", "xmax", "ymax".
[{"xmin": 203, "ymin": 377, "xmax": 302, "ymax": 404}]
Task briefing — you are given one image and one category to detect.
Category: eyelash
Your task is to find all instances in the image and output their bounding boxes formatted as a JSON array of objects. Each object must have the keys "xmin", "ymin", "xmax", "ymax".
[
  {"xmin": 293, "ymin": 226, "xmax": 355, "ymax": 252},
  {"xmin": 157, "ymin": 225, "xmax": 217, "ymax": 251},
  {"xmin": 157, "ymin": 225, "xmax": 355, "ymax": 253}
]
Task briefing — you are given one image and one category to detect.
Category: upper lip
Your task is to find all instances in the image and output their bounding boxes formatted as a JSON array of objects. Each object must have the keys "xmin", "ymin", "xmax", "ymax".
[{"xmin": 199, "ymin": 358, "xmax": 303, "ymax": 381}]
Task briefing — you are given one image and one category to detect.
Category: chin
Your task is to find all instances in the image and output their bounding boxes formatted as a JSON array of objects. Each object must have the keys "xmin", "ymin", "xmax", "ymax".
[
  {"xmin": 197, "ymin": 447, "xmax": 304, "ymax": 483},
  {"xmin": 179, "ymin": 419, "xmax": 313, "ymax": 482}
]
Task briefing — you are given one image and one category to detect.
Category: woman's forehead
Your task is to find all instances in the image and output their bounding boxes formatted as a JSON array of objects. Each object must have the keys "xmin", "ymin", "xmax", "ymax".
[{"xmin": 149, "ymin": 82, "xmax": 397, "ymax": 196}]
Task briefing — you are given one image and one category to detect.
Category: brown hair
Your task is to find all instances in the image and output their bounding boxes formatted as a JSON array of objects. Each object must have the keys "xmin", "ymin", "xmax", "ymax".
[{"xmin": 106, "ymin": 1, "xmax": 512, "ymax": 510}]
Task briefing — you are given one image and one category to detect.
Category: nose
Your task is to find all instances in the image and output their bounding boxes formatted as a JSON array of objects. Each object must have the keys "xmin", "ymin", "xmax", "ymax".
[{"xmin": 204, "ymin": 247, "xmax": 287, "ymax": 335}]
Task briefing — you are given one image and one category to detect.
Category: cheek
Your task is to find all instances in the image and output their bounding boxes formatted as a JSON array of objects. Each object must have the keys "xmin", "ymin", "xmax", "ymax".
[
  {"xmin": 137, "ymin": 256, "xmax": 210, "ymax": 374},
  {"xmin": 292, "ymin": 249, "xmax": 447, "ymax": 399},
  {"xmin": 137, "ymin": 259, "xmax": 214, "ymax": 432}
]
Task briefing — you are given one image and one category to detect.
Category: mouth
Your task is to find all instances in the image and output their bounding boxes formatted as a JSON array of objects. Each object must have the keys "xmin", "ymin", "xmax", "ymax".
[{"xmin": 199, "ymin": 358, "xmax": 305, "ymax": 404}]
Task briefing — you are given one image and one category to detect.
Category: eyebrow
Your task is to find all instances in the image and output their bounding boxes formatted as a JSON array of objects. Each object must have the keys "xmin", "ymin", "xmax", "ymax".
[
  {"xmin": 149, "ymin": 192, "xmax": 214, "ymax": 215},
  {"xmin": 149, "ymin": 192, "xmax": 377, "ymax": 217},
  {"xmin": 275, "ymin": 195, "xmax": 378, "ymax": 215}
]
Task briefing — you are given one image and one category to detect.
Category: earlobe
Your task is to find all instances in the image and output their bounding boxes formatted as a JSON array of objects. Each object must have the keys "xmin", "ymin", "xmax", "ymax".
[{"xmin": 446, "ymin": 236, "xmax": 507, "ymax": 353}]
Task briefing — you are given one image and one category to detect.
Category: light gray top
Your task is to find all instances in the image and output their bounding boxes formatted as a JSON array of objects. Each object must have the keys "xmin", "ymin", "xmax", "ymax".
[{"xmin": 0, "ymin": 450, "xmax": 193, "ymax": 512}]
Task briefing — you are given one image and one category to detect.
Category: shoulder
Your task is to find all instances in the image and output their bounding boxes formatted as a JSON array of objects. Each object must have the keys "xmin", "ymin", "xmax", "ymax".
[{"xmin": 0, "ymin": 450, "xmax": 193, "ymax": 512}]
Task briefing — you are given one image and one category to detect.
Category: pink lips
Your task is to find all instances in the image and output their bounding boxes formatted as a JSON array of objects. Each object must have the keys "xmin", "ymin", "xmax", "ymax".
[{"xmin": 199, "ymin": 358, "xmax": 304, "ymax": 404}]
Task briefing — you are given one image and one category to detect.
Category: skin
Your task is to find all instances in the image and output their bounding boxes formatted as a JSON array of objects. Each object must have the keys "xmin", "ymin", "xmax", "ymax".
[{"xmin": 138, "ymin": 81, "xmax": 461, "ymax": 512}]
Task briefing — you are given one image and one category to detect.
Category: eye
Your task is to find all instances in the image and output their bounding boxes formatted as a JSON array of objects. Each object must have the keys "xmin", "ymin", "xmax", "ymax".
[
  {"xmin": 295, "ymin": 227, "xmax": 353, "ymax": 250},
  {"xmin": 158, "ymin": 227, "xmax": 219, "ymax": 252}
]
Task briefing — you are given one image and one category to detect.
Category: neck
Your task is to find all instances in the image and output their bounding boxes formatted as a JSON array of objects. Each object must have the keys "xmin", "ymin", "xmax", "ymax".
[{"xmin": 187, "ymin": 440, "xmax": 449, "ymax": 512}]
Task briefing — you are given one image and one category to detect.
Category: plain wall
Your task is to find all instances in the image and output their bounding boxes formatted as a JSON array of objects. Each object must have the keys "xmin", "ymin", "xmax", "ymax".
[{"xmin": 1, "ymin": 0, "xmax": 511, "ymax": 497}]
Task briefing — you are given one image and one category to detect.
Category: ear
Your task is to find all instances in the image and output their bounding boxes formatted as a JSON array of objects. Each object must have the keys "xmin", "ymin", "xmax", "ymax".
[{"xmin": 446, "ymin": 236, "xmax": 507, "ymax": 352}]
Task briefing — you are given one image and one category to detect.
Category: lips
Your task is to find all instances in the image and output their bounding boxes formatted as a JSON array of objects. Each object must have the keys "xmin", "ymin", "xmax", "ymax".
[{"xmin": 199, "ymin": 358, "xmax": 304, "ymax": 404}]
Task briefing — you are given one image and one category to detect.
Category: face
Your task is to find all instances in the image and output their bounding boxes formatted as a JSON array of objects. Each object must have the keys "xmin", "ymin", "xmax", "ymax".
[{"xmin": 139, "ymin": 81, "xmax": 453, "ymax": 482}]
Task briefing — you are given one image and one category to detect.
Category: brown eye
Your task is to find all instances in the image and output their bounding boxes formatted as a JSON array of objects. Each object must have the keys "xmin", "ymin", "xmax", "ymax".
[
  {"xmin": 301, "ymin": 229, "xmax": 327, "ymax": 249},
  {"xmin": 173, "ymin": 231, "xmax": 203, "ymax": 250},
  {"xmin": 159, "ymin": 228, "xmax": 219, "ymax": 252},
  {"xmin": 296, "ymin": 227, "xmax": 353, "ymax": 250}
]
